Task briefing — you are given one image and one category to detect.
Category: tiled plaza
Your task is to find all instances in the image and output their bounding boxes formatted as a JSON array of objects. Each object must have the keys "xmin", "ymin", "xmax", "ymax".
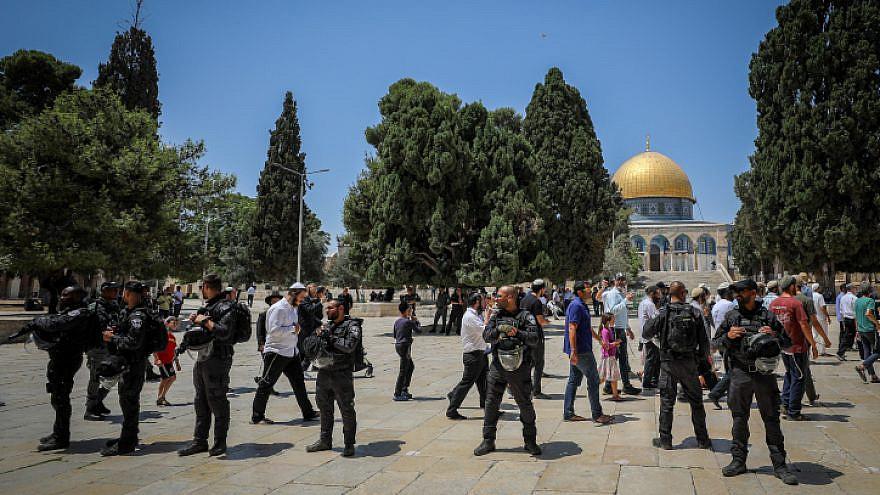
[{"xmin": 0, "ymin": 306, "xmax": 878, "ymax": 494}]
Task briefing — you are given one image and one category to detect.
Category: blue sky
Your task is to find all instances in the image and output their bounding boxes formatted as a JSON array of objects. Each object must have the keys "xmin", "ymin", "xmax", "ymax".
[{"xmin": 2, "ymin": 0, "xmax": 785, "ymax": 250}]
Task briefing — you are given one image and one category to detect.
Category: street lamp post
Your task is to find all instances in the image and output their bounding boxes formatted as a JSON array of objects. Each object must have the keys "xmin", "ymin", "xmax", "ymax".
[{"xmin": 270, "ymin": 163, "xmax": 330, "ymax": 282}]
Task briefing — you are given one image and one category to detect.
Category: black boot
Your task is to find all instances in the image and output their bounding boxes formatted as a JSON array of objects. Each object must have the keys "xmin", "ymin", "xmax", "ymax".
[
  {"xmin": 100, "ymin": 443, "xmax": 135, "ymax": 456},
  {"xmin": 722, "ymin": 459, "xmax": 748, "ymax": 477},
  {"xmin": 209, "ymin": 442, "xmax": 227, "ymax": 456},
  {"xmin": 306, "ymin": 438, "xmax": 332, "ymax": 452},
  {"xmin": 342, "ymin": 444, "xmax": 355, "ymax": 457},
  {"xmin": 774, "ymin": 465, "xmax": 798, "ymax": 485},
  {"xmin": 98, "ymin": 403, "xmax": 111, "ymax": 415},
  {"xmin": 473, "ymin": 439, "xmax": 496, "ymax": 456},
  {"xmin": 38, "ymin": 435, "xmax": 69, "ymax": 451},
  {"xmin": 83, "ymin": 412, "xmax": 105, "ymax": 421},
  {"xmin": 178, "ymin": 441, "xmax": 209, "ymax": 456},
  {"xmin": 652, "ymin": 437, "xmax": 673, "ymax": 450},
  {"xmin": 523, "ymin": 440, "xmax": 542, "ymax": 456}
]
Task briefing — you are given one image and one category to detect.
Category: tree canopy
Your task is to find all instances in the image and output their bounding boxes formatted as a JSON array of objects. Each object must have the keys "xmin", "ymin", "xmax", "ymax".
[
  {"xmin": 94, "ymin": 24, "xmax": 161, "ymax": 119},
  {"xmin": 0, "ymin": 49, "xmax": 81, "ymax": 129},
  {"xmin": 736, "ymin": 0, "xmax": 880, "ymax": 278}
]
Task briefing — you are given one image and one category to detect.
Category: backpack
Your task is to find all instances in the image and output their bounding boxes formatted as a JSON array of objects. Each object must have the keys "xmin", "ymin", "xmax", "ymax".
[
  {"xmin": 226, "ymin": 302, "xmax": 252, "ymax": 344},
  {"xmin": 143, "ymin": 309, "xmax": 169, "ymax": 353},
  {"xmin": 663, "ymin": 304, "xmax": 698, "ymax": 354}
]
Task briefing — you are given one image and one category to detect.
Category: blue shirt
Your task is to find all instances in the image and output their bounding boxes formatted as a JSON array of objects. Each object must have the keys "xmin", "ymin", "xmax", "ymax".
[
  {"xmin": 564, "ymin": 297, "xmax": 591, "ymax": 355},
  {"xmin": 835, "ymin": 292, "xmax": 844, "ymax": 322},
  {"xmin": 603, "ymin": 287, "xmax": 629, "ymax": 329}
]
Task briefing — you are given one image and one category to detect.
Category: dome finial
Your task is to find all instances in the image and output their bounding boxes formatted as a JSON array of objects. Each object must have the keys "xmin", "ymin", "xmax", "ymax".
[{"xmin": 645, "ymin": 134, "xmax": 651, "ymax": 152}]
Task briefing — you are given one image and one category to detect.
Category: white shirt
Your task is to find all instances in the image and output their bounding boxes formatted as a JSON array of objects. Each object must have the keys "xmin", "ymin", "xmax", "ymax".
[
  {"xmin": 637, "ymin": 297, "xmax": 659, "ymax": 344},
  {"xmin": 264, "ymin": 297, "xmax": 299, "ymax": 357},
  {"xmin": 812, "ymin": 292, "xmax": 827, "ymax": 329},
  {"xmin": 712, "ymin": 299, "xmax": 735, "ymax": 329},
  {"xmin": 247, "ymin": 286, "xmax": 256, "ymax": 295},
  {"xmin": 460, "ymin": 307, "xmax": 488, "ymax": 353},
  {"xmin": 839, "ymin": 292, "xmax": 857, "ymax": 319}
]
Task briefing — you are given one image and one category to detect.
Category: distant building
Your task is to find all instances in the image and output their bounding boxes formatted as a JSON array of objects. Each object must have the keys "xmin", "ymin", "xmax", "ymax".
[{"xmin": 611, "ymin": 139, "xmax": 732, "ymax": 273}]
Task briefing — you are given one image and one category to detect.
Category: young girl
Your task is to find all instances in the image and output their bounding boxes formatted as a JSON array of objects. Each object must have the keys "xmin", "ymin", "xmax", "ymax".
[
  {"xmin": 598, "ymin": 312, "xmax": 623, "ymax": 401},
  {"xmin": 154, "ymin": 316, "xmax": 181, "ymax": 406}
]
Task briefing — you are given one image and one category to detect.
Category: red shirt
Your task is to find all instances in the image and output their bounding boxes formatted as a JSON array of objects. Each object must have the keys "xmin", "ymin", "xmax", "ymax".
[
  {"xmin": 154, "ymin": 331, "xmax": 177, "ymax": 364},
  {"xmin": 769, "ymin": 294, "xmax": 808, "ymax": 353}
]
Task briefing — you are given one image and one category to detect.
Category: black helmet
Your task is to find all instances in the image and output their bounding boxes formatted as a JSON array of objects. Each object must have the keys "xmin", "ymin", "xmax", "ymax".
[{"xmin": 96, "ymin": 355, "xmax": 128, "ymax": 378}]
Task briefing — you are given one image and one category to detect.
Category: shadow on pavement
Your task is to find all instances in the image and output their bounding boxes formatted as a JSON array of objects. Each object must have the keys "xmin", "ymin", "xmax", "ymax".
[
  {"xmin": 220, "ymin": 441, "xmax": 294, "ymax": 460},
  {"xmin": 357, "ymin": 440, "xmax": 404, "ymax": 457},
  {"xmin": 537, "ymin": 440, "xmax": 583, "ymax": 460},
  {"xmin": 610, "ymin": 413, "xmax": 641, "ymax": 424},
  {"xmin": 136, "ymin": 440, "xmax": 189, "ymax": 455}
]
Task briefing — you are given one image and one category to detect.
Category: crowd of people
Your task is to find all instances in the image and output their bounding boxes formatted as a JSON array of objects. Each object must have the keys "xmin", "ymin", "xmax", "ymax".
[{"xmin": 14, "ymin": 268, "xmax": 879, "ymax": 487}]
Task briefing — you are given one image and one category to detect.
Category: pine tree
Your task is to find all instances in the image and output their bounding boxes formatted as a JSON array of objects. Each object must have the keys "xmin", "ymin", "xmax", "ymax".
[
  {"xmin": 250, "ymin": 92, "xmax": 328, "ymax": 283},
  {"xmin": 94, "ymin": 2, "xmax": 160, "ymax": 118},
  {"xmin": 0, "ymin": 50, "xmax": 81, "ymax": 128},
  {"xmin": 741, "ymin": 0, "xmax": 880, "ymax": 281},
  {"xmin": 523, "ymin": 68, "xmax": 622, "ymax": 280}
]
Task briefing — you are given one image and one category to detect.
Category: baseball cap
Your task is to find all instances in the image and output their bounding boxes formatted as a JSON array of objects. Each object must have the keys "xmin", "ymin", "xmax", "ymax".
[
  {"xmin": 767, "ymin": 280, "xmax": 778, "ymax": 290},
  {"xmin": 690, "ymin": 287, "xmax": 704, "ymax": 299},
  {"xmin": 289, "ymin": 282, "xmax": 306, "ymax": 290},
  {"xmin": 573, "ymin": 280, "xmax": 588, "ymax": 293},
  {"xmin": 655, "ymin": 281, "xmax": 667, "ymax": 289}
]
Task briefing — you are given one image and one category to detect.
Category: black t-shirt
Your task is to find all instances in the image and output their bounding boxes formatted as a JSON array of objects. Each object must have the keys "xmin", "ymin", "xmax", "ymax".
[
  {"xmin": 393, "ymin": 317, "xmax": 417, "ymax": 344},
  {"xmin": 520, "ymin": 292, "xmax": 545, "ymax": 338}
]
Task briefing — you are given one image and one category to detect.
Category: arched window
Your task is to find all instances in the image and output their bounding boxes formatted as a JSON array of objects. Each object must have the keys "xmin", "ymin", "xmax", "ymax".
[
  {"xmin": 697, "ymin": 234, "xmax": 716, "ymax": 255},
  {"xmin": 630, "ymin": 235, "xmax": 646, "ymax": 252},
  {"xmin": 650, "ymin": 235, "xmax": 670, "ymax": 252},
  {"xmin": 674, "ymin": 234, "xmax": 693, "ymax": 253}
]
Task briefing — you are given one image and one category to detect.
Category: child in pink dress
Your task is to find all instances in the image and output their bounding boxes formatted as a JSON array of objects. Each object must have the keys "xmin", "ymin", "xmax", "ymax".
[{"xmin": 598, "ymin": 313, "xmax": 622, "ymax": 401}]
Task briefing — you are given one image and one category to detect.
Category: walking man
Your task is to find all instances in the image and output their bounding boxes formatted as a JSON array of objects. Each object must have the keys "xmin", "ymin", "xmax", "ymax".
[
  {"xmin": 837, "ymin": 284, "xmax": 857, "ymax": 360},
  {"xmin": 770, "ymin": 276, "xmax": 818, "ymax": 421},
  {"xmin": 563, "ymin": 281, "xmax": 613, "ymax": 424},
  {"xmin": 602, "ymin": 274, "xmax": 640, "ymax": 395},
  {"xmin": 638, "ymin": 285, "xmax": 661, "ymax": 392},
  {"xmin": 446, "ymin": 292, "xmax": 489, "ymax": 419},
  {"xmin": 520, "ymin": 279, "xmax": 550, "ymax": 399},
  {"xmin": 431, "ymin": 287, "xmax": 449, "ymax": 333},
  {"xmin": 251, "ymin": 283, "xmax": 319, "ymax": 424}
]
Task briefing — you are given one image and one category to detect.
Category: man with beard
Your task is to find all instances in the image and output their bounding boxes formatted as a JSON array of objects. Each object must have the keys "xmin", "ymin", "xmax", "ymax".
[
  {"xmin": 474, "ymin": 286, "xmax": 541, "ymax": 457},
  {"xmin": 306, "ymin": 299, "xmax": 363, "ymax": 457}
]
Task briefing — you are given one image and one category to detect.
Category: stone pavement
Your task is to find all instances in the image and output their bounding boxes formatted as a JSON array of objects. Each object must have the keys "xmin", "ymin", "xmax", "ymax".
[{"xmin": 1, "ymin": 308, "xmax": 879, "ymax": 494}]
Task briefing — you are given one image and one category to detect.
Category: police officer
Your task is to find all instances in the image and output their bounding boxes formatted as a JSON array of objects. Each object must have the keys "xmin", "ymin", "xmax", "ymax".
[
  {"xmin": 643, "ymin": 281, "xmax": 711, "ymax": 450},
  {"xmin": 520, "ymin": 279, "xmax": 551, "ymax": 399},
  {"xmin": 298, "ymin": 284, "xmax": 325, "ymax": 369},
  {"xmin": 84, "ymin": 281, "xmax": 121, "ymax": 421},
  {"xmin": 474, "ymin": 285, "xmax": 541, "ymax": 457},
  {"xmin": 179, "ymin": 274, "xmax": 241, "ymax": 457},
  {"xmin": 19, "ymin": 286, "xmax": 94, "ymax": 451},
  {"xmin": 101, "ymin": 281, "xmax": 154, "ymax": 456},
  {"xmin": 306, "ymin": 299, "xmax": 362, "ymax": 457},
  {"xmin": 713, "ymin": 279, "xmax": 798, "ymax": 485}
]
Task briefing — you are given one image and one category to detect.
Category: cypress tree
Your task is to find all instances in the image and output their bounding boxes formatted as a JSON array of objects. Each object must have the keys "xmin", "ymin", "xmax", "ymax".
[
  {"xmin": 523, "ymin": 68, "xmax": 621, "ymax": 280},
  {"xmin": 94, "ymin": 3, "xmax": 160, "ymax": 119},
  {"xmin": 741, "ymin": 0, "xmax": 880, "ymax": 282},
  {"xmin": 250, "ymin": 92, "xmax": 328, "ymax": 283}
]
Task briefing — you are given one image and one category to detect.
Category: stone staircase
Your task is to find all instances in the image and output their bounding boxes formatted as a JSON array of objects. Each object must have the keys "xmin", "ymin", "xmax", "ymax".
[{"xmin": 635, "ymin": 269, "xmax": 731, "ymax": 292}]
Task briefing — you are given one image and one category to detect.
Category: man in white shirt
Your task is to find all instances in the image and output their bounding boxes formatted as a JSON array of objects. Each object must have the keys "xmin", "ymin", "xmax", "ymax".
[
  {"xmin": 639, "ymin": 286, "xmax": 661, "ymax": 391},
  {"xmin": 811, "ymin": 283, "xmax": 832, "ymax": 356},
  {"xmin": 712, "ymin": 283, "xmax": 735, "ymax": 330},
  {"xmin": 246, "ymin": 285, "xmax": 256, "ymax": 307},
  {"xmin": 446, "ymin": 292, "xmax": 490, "ymax": 420},
  {"xmin": 251, "ymin": 282, "xmax": 319, "ymax": 424},
  {"xmin": 837, "ymin": 284, "xmax": 858, "ymax": 360}
]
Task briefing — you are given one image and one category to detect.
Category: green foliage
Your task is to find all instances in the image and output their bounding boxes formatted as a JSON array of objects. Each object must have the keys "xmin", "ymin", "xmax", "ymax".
[
  {"xmin": 0, "ymin": 88, "xmax": 211, "ymax": 279},
  {"xmin": 94, "ymin": 26, "xmax": 161, "ymax": 118},
  {"xmin": 602, "ymin": 234, "xmax": 640, "ymax": 281},
  {"xmin": 208, "ymin": 193, "xmax": 257, "ymax": 286},
  {"xmin": 741, "ymin": 0, "xmax": 880, "ymax": 275},
  {"xmin": 344, "ymin": 80, "xmax": 547, "ymax": 286},
  {"xmin": 249, "ymin": 92, "xmax": 329, "ymax": 283},
  {"xmin": 0, "ymin": 49, "xmax": 81, "ymax": 128},
  {"xmin": 523, "ymin": 68, "xmax": 622, "ymax": 280},
  {"xmin": 326, "ymin": 239, "xmax": 363, "ymax": 288}
]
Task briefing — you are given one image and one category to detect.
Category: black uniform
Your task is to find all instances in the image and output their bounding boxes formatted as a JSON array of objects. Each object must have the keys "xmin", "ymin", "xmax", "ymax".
[
  {"xmin": 106, "ymin": 304, "xmax": 152, "ymax": 451},
  {"xmin": 85, "ymin": 297, "xmax": 119, "ymax": 416},
  {"xmin": 448, "ymin": 292, "xmax": 465, "ymax": 335},
  {"xmin": 314, "ymin": 317, "xmax": 362, "ymax": 448},
  {"xmin": 432, "ymin": 290, "xmax": 449, "ymax": 332},
  {"xmin": 643, "ymin": 301, "xmax": 710, "ymax": 446},
  {"xmin": 27, "ymin": 303, "xmax": 94, "ymax": 447},
  {"xmin": 298, "ymin": 296, "xmax": 324, "ymax": 365},
  {"xmin": 256, "ymin": 310, "xmax": 269, "ymax": 350},
  {"xmin": 481, "ymin": 308, "xmax": 540, "ymax": 444},
  {"xmin": 519, "ymin": 292, "xmax": 546, "ymax": 395},
  {"xmin": 191, "ymin": 295, "xmax": 239, "ymax": 448},
  {"xmin": 713, "ymin": 304, "xmax": 788, "ymax": 468}
]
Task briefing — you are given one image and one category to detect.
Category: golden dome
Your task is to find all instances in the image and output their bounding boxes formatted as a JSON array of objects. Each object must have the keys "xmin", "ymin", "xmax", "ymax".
[{"xmin": 612, "ymin": 150, "xmax": 695, "ymax": 202}]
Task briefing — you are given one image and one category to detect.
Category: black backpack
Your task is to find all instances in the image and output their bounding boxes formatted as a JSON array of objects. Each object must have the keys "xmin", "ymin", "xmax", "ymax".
[
  {"xmin": 663, "ymin": 304, "xmax": 698, "ymax": 354},
  {"xmin": 144, "ymin": 310, "xmax": 169, "ymax": 353},
  {"xmin": 221, "ymin": 301, "xmax": 252, "ymax": 344}
]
